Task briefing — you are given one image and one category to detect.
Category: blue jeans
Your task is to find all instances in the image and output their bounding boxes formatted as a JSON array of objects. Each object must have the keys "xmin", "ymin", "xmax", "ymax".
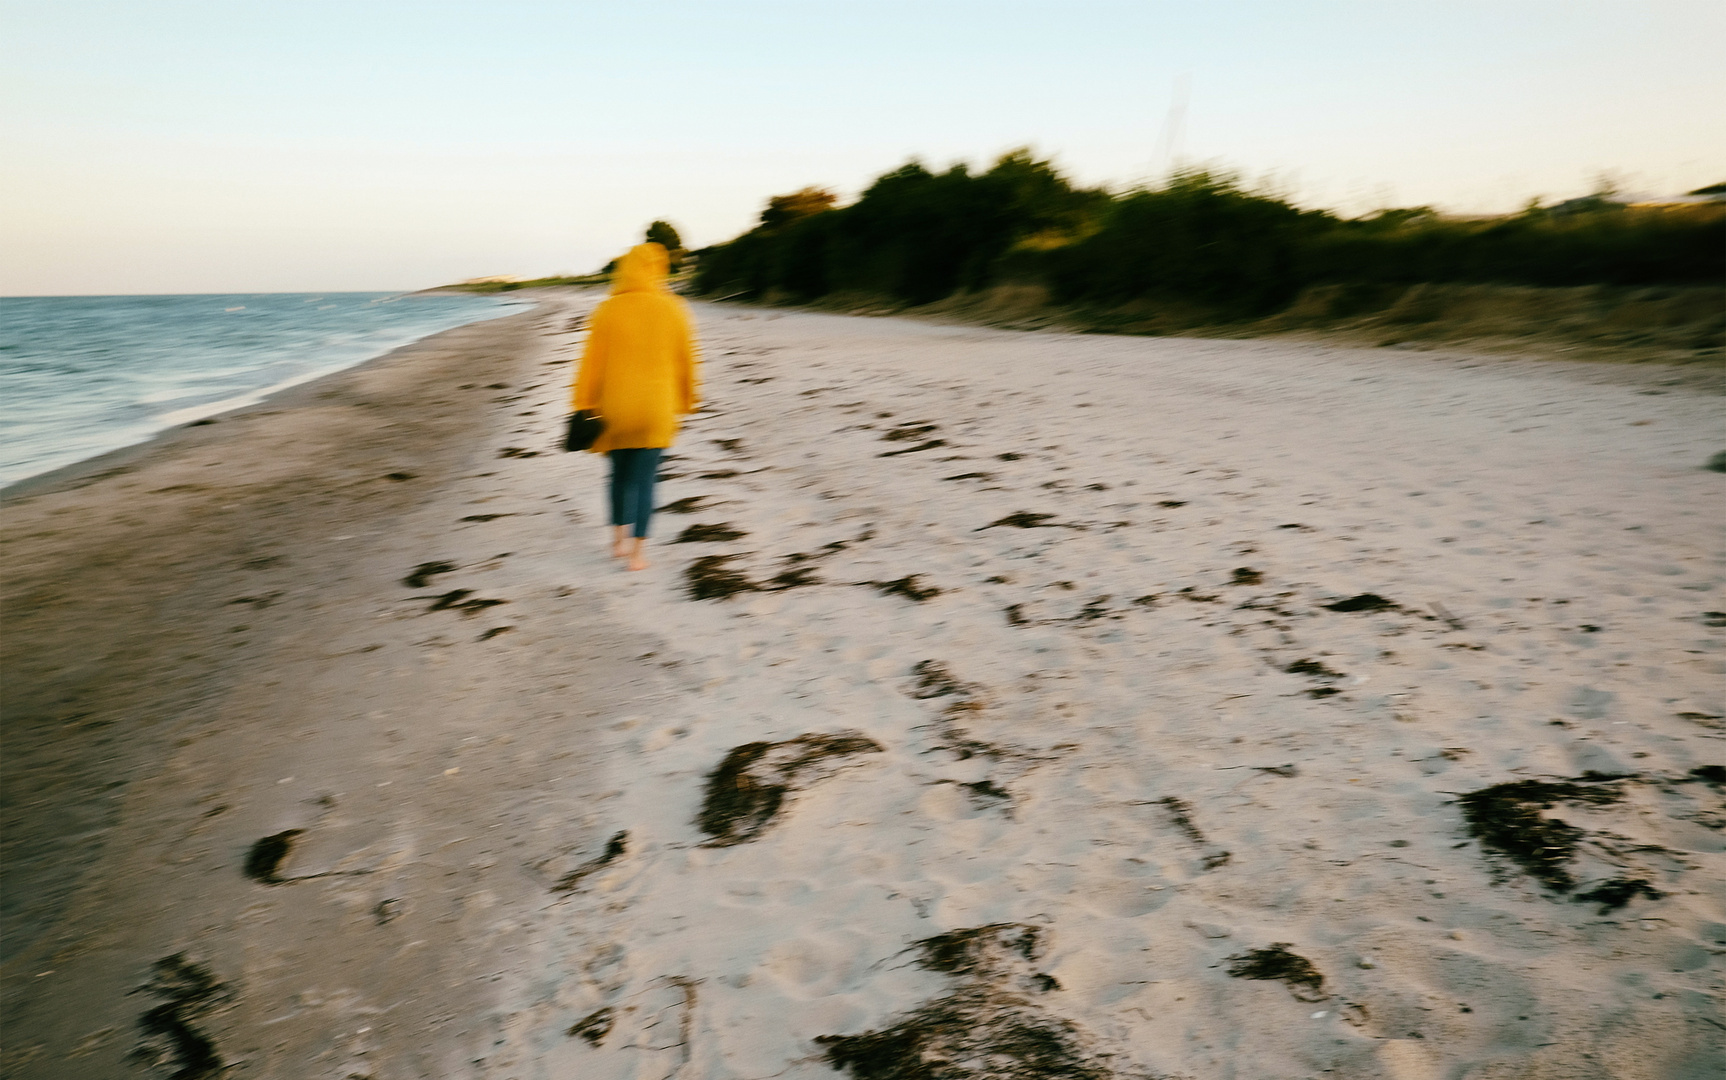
[{"xmin": 608, "ymin": 448, "xmax": 663, "ymax": 538}]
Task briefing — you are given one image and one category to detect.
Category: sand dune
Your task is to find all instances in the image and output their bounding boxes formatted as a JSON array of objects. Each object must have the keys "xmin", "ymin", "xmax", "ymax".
[{"xmin": 3, "ymin": 293, "xmax": 1721, "ymax": 1078}]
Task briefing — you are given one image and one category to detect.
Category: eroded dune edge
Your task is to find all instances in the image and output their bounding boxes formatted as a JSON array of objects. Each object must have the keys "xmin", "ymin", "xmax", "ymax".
[{"xmin": 2, "ymin": 290, "xmax": 1721, "ymax": 1079}]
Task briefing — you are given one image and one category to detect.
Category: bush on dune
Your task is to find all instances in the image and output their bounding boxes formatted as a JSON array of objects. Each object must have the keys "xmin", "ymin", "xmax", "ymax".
[
  {"xmin": 695, "ymin": 150, "xmax": 1110, "ymax": 305},
  {"xmin": 1041, "ymin": 170, "xmax": 1334, "ymax": 317},
  {"xmin": 693, "ymin": 155, "xmax": 1725, "ymax": 329}
]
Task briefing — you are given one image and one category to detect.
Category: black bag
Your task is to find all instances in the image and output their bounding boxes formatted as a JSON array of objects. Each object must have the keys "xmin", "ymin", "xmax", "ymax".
[{"xmin": 563, "ymin": 410, "xmax": 605, "ymax": 452}]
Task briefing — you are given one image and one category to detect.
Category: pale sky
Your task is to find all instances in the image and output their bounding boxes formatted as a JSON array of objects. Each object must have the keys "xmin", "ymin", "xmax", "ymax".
[{"xmin": 3, "ymin": 0, "xmax": 1721, "ymax": 296}]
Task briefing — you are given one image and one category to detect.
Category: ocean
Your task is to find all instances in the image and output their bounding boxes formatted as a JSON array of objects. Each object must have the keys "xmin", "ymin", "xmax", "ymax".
[{"xmin": 0, "ymin": 291, "xmax": 527, "ymax": 489}]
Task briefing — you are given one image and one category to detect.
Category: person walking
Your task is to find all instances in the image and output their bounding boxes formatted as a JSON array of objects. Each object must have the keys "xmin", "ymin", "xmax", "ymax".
[{"xmin": 571, "ymin": 241, "xmax": 700, "ymax": 571}]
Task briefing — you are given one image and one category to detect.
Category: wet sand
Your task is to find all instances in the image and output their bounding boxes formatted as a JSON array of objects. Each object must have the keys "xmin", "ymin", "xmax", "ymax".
[
  {"xmin": 2, "ymin": 293, "xmax": 1722, "ymax": 1078},
  {"xmin": 2, "ymin": 294, "xmax": 670, "ymax": 1075}
]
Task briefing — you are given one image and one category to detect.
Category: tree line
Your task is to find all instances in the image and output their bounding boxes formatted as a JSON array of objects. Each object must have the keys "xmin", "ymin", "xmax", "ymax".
[{"xmin": 691, "ymin": 152, "xmax": 1724, "ymax": 319}]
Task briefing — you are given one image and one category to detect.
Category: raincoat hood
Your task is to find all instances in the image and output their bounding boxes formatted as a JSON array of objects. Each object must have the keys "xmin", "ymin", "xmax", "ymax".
[{"xmin": 611, "ymin": 243, "xmax": 670, "ymax": 294}]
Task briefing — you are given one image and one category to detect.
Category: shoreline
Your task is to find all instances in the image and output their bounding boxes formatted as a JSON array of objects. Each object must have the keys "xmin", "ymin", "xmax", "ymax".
[
  {"xmin": 1, "ymin": 296, "xmax": 535, "ymax": 502},
  {"xmin": 4, "ymin": 295, "xmax": 1722, "ymax": 1077},
  {"xmin": 2, "ymin": 288, "xmax": 669, "ymax": 1075}
]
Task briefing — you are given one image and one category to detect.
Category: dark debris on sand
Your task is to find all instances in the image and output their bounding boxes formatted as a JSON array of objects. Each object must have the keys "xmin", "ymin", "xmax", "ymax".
[
  {"xmin": 1229, "ymin": 567, "xmax": 1264, "ymax": 586},
  {"xmin": 770, "ymin": 565, "xmax": 822, "ymax": 590},
  {"xmin": 1322, "ymin": 593, "xmax": 1401, "ymax": 613},
  {"xmin": 1690, "ymin": 764, "xmax": 1726, "ymax": 786},
  {"xmin": 881, "ymin": 423, "xmax": 939, "ymax": 442},
  {"xmin": 817, "ymin": 990, "xmax": 1114, "ymax": 1080},
  {"xmin": 551, "ymin": 831, "xmax": 628, "ymax": 893},
  {"xmin": 905, "ymin": 663, "xmax": 1007, "ymax": 761},
  {"xmin": 908, "ymin": 660, "xmax": 977, "ymax": 700},
  {"xmin": 132, "ymin": 954, "xmax": 232, "ymax": 1080},
  {"xmin": 960, "ymin": 779, "xmax": 1014, "ymax": 810},
  {"xmin": 1457, "ymin": 778, "xmax": 1626, "ymax": 891},
  {"xmin": 685, "ymin": 551, "xmax": 836, "ymax": 599},
  {"xmin": 1284, "ymin": 658, "xmax": 1345, "ymax": 680},
  {"xmin": 696, "ymin": 734, "xmax": 883, "ymax": 846},
  {"xmin": 674, "ymin": 522, "xmax": 748, "ymax": 543},
  {"xmin": 917, "ymin": 923, "xmax": 1041, "ymax": 977},
  {"xmin": 428, "ymin": 589, "xmax": 509, "ymax": 616},
  {"xmin": 979, "ymin": 511, "xmax": 1066, "ymax": 531},
  {"xmin": 872, "ymin": 575, "xmax": 942, "ymax": 602},
  {"xmin": 403, "ymin": 561, "xmax": 457, "ymax": 588},
  {"xmin": 817, "ymin": 923, "xmax": 1131, "ymax": 1080},
  {"xmin": 243, "ymin": 829, "xmax": 303, "ymax": 885},
  {"xmin": 1154, "ymin": 796, "xmax": 1232, "ymax": 869},
  {"xmin": 687, "ymin": 536, "xmax": 884, "ymax": 598},
  {"xmin": 1225, "ymin": 943, "xmax": 1326, "ymax": 1002},
  {"xmin": 1575, "ymin": 876, "xmax": 1665, "ymax": 914},
  {"xmin": 568, "ymin": 1007, "xmax": 614, "ymax": 1046},
  {"xmin": 685, "ymin": 554, "xmax": 761, "ymax": 601},
  {"xmin": 880, "ymin": 438, "xmax": 949, "ymax": 457},
  {"xmin": 1064, "ymin": 596, "xmax": 1114, "ymax": 623},
  {"xmin": 657, "ymin": 495, "xmax": 713, "ymax": 514}
]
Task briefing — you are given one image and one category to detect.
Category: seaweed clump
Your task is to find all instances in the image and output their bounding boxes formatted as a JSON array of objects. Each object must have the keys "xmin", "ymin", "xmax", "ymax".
[
  {"xmin": 428, "ymin": 589, "xmax": 508, "ymax": 616},
  {"xmin": 978, "ymin": 511, "xmax": 1061, "ymax": 531},
  {"xmin": 1457, "ymin": 779, "xmax": 1624, "ymax": 891},
  {"xmin": 904, "ymin": 662, "xmax": 1003, "ymax": 760},
  {"xmin": 816, "ymin": 993, "xmax": 1110, "ymax": 1080},
  {"xmin": 551, "ymin": 831, "xmax": 628, "ymax": 893},
  {"xmin": 1225, "ymin": 943, "xmax": 1326, "ymax": 1002},
  {"xmin": 1323, "ymin": 593, "xmax": 1400, "ymax": 613},
  {"xmin": 657, "ymin": 496, "xmax": 712, "ymax": 514},
  {"xmin": 1688, "ymin": 764, "xmax": 1726, "ymax": 786},
  {"xmin": 685, "ymin": 554, "xmax": 761, "ymax": 601},
  {"xmin": 696, "ymin": 733, "xmax": 884, "ymax": 846},
  {"xmin": 1574, "ymin": 876, "xmax": 1664, "ymax": 914},
  {"xmin": 243, "ymin": 829, "xmax": 303, "ymax": 884},
  {"xmin": 816, "ymin": 923, "xmax": 1120, "ymax": 1080},
  {"xmin": 403, "ymin": 560, "xmax": 457, "ymax": 588},
  {"xmin": 882, "ymin": 423, "xmax": 939, "ymax": 442},
  {"xmin": 880, "ymin": 438, "xmax": 949, "ymax": 457},
  {"xmin": 917, "ymin": 923, "xmax": 1040, "ymax": 977},
  {"xmin": 674, "ymin": 522, "xmax": 747, "ymax": 543},
  {"xmin": 908, "ymin": 660, "xmax": 976, "ymax": 700},
  {"xmin": 568, "ymin": 1007, "xmax": 614, "ymax": 1046},
  {"xmin": 131, "ymin": 954, "xmax": 231, "ymax": 1079},
  {"xmin": 872, "ymin": 575, "xmax": 942, "ymax": 602},
  {"xmin": 1283, "ymin": 658, "xmax": 1343, "ymax": 679},
  {"xmin": 1156, "ymin": 796, "xmax": 1232, "ymax": 870},
  {"xmin": 769, "ymin": 565, "xmax": 822, "ymax": 590}
]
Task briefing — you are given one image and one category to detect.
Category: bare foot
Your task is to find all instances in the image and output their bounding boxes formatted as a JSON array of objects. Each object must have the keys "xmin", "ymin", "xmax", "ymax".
[
  {"xmin": 627, "ymin": 539, "xmax": 649, "ymax": 571},
  {"xmin": 610, "ymin": 526, "xmax": 629, "ymax": 559}
]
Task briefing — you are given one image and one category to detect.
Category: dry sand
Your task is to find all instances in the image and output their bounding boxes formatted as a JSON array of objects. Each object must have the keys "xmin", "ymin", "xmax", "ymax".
[{"xmin": 2, "ymin": 291, "xmax": 1722, "ymax": 1079}]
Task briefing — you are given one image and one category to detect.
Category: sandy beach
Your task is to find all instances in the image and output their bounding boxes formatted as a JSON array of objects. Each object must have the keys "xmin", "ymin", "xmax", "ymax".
[{"xmin": 3, "ymin": 292, "xmax": 1722, "ymax": 1079}]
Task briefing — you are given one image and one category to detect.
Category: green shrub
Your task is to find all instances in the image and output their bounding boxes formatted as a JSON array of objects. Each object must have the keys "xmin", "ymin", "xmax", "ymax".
[{"xmin": 694, "ymin": 157, "xmax": 1724, "ymax": 313}]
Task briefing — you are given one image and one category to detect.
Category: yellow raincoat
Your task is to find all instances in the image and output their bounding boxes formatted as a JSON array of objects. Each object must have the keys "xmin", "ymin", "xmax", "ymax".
[{"xmin": 572, "ymin": 243, "xmax": 700, "ymax": 452}]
